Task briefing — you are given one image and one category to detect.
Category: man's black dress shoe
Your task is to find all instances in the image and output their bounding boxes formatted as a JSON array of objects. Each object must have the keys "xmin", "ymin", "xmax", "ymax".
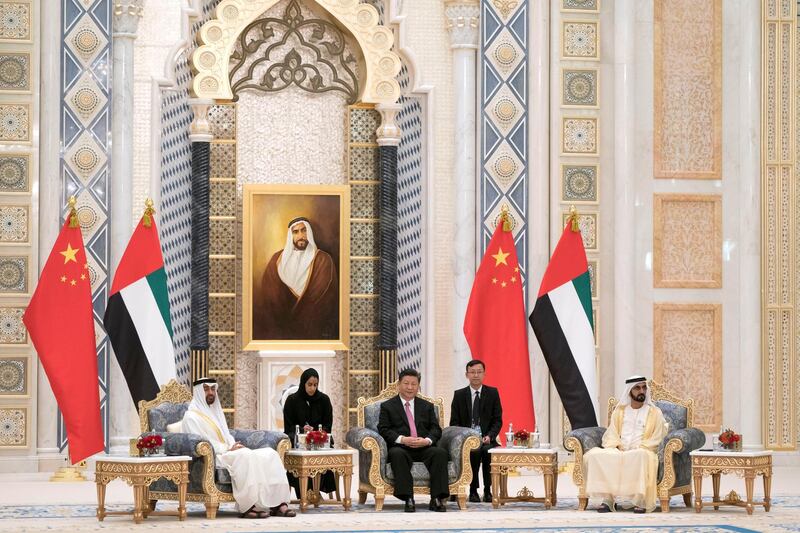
[
  {"xmin": 633, "ymin": 506, "xmax": 646, "ymax": 514},
  {"xmin": 404, "ymin": 499, "xmax": 416, "ymax": 513},
  {"xmin": 482, "ymin": 491, "xmax": 493, "ymax": 503},
  {"xmin": 429, "ymin": 498, "xmax": 447, "ymax": 512},
  {"xmin": 597, "ymin": 503, "xmax": 612, "ymax": 513},
  {"xmin": 468, "ymin": 491, "xmax": 481, "ymax": 503}
]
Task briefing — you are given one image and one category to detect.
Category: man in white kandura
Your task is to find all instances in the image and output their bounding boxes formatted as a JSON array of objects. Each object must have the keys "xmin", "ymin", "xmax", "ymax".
[
  {"xmin": 181, "ymin": 377, "xmax": 295, "ymax": 519},
  {"xmin": 584, "ymin": 375, "xmax": 668, "ymax": 513}
]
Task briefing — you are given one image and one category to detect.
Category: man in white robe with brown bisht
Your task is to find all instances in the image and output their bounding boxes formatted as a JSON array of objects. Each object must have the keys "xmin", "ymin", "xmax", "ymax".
[
  {"xmin": 181, "ymin": 378, "xmax": 295, "ymax": 519},
  {"xmin": 584, "ymin": 375, "xmax": 668, "ymax": 513}
]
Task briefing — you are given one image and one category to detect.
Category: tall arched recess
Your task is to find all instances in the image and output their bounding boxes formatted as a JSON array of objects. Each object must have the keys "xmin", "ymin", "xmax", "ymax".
[{"xmin": 184, "ymin": 0, "xmax": 406, "ymax": 419}]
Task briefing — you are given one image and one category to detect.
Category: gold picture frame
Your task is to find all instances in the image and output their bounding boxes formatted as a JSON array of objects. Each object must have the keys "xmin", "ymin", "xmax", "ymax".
[{"xmin": 242, "ymin": 184, "xmax": 350, "ymax": 351}]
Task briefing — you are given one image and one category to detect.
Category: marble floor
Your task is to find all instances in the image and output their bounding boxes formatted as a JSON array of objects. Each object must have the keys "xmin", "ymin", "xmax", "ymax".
[{"xmin": 0, "ymin": 466, "xmax": 798, "ymax": 532}]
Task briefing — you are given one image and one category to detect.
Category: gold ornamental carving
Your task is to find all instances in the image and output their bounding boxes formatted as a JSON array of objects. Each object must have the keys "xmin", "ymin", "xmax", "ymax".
[{"xmin": 191, "ymin": 0, "xmax": 401, "ymax": 104}]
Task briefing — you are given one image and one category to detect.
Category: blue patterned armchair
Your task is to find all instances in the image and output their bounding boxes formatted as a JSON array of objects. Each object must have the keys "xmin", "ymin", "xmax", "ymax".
[
  {"xmin": 137, "ymin": 380, "xmax": 290, "ymax": 518},
  {"xmin": 345, "ymin": 382, "xmax": 481, "ymax": 511},
  {"xmin": 564, "ymin": 380, "xmax": 706, "ymax": 512}
]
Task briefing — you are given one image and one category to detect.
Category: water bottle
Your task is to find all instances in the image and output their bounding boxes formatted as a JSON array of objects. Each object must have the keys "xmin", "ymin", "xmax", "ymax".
[
  {"xmin": 294, "ymin": 425, "xmax": 300, "ymax": 449},
  {"xmin": 505, "ymin": 423, "xmax": 515, "ymax": 448}
]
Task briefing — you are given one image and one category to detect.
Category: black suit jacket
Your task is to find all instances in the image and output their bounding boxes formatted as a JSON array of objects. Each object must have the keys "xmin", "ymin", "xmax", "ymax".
[
  {"xmin": 449, "ymin": 385, "xmax": 503, "ymax": 441},
  {"xmin": 378, "ymin": 395, "xmax": 442, "ymax": 447}
]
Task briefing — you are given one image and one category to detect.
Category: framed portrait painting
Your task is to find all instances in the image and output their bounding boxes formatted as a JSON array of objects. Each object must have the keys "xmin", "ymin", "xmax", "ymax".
[{"xmin": 243, "ymin": 184, "xmax": 350, "ymax": 351}]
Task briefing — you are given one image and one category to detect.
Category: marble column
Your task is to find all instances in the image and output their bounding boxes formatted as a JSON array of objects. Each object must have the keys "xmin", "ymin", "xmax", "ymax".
[
  {"xmin": 376, "ymin": 103, "xmax": 401, "ymax": 387},
  {"xmin": 445, "ymin": 0, "xmax": 479, "ymax": 376},
  {"xmin": 36, "ymin": 0, "xmax": 65, "ymax": 471},
  {"xmin": 613, "ymin": 0, "xmax": 636, "ymax": 388},
  {"xmin": 738, "ymin": 0, "xmax": 762, "ymax": 450},
  {"xmin": 108, "ymin": 0, "xmax": 145, "ymax": 453},
  {"xmin": 188, "ymin": 99, "xmax": 214, "ymax": 382}
]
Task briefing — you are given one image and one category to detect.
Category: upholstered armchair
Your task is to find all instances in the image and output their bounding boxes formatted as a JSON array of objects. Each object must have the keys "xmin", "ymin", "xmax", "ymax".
[
  {"xmin": 137, "ymin": 380, "xmax": 291, "ymax": 518},
  {"xmin": 564, "ymin": 380, "xmax": 706, "ymax": 513},
  {"xmin": 345, "ymin": 382, "xmax": 481, "ymax": 511}
]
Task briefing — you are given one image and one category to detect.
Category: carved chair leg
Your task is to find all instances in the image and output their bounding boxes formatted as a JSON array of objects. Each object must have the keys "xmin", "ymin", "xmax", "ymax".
[
  {"xmin": 578, "ymin": 497, "xmax": 588, "ymax": 511},
  {"xmin": 660, "ymin": 497, "xmax": 670, "ymax": 513},
  {"xmin": 358, "ymin": 491, "xmax": 367, "ymax": 504},
  {"xmin": 374, "ymin": 494, "xmax": 384, "ymax": 512},
  {"xmin": 205, "ymin": 500, "xmax": 219, "ymax": 519},
  {"xmin": 683, "ymin": 492, "xmax": 693, "ymax": 508},
  {"xmin": 457, "ymin": 493, "xmax": 467, "ymax": 510}
]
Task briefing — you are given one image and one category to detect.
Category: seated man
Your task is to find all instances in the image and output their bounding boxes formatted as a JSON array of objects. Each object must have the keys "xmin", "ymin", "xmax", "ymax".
[
  {"xmin": 181, "ymin": 377, "xmax": 296, "ymax": 519},
  {"xmin": 584, "ymin": 375, "xmax": 668, "ymax": 513},
  {"xmin": 449, "ymin": 359, "xmax": 502, "ymax": 502},
  {"xmin": 378, "ymin": 368, "xmax": 449, "ymax": 513}
]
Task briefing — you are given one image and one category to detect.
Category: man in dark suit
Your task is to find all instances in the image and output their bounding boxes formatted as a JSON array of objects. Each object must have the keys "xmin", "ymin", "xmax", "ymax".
[
  {"xmin": 378, "ymin": 368, "xmax": 449, "ymax": 513},
  {"xmin": 449, "ymin": 359, "xmax": 503, "ymax": 503}
]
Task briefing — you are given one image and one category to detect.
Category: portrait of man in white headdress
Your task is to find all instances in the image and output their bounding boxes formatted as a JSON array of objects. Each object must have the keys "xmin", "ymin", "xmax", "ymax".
[{"xmin": 255, "ymin": 216, "xmax": 339, "ymax": 340}]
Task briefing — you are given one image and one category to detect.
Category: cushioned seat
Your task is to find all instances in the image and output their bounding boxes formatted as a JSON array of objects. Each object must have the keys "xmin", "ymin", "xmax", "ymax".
[
  {"xmin": 138, "ymin": 380, "xmax": 290, "ymax": 518},
  {"xmin": 345, "ymin": 382, "xmax": 480, "ymax": 511}
]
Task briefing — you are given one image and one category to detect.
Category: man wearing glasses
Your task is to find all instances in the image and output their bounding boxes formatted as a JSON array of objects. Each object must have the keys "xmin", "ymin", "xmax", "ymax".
[{"xmin": 449, "ymin": 359, "xmax": 503, "ymax": 503}]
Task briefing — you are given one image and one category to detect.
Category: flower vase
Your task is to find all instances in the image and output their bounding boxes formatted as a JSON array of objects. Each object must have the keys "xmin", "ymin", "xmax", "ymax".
[
  {"xmin": 515, "ymin": 439, "xmax": 529, "ymax": 448},
  {"xmin": 142, "ymin": 446, "xmax": 165, "ymax": 457}
]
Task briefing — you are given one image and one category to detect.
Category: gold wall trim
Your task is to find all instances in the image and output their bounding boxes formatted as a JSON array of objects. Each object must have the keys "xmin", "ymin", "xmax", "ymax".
[
  {"xmin": 654, "ymin": 0, "xmax": 722, "ymax": 179},
  {"xmin": 653, "ymin": 303, "xmax": 722, "ymax": 432},
  {"xmin": 762, "ymin": 0, "xmax": 797, "ymax": 450},
  {"xmin": 653, "ymin": 194, "xmax": 723, "ymax": 289}
]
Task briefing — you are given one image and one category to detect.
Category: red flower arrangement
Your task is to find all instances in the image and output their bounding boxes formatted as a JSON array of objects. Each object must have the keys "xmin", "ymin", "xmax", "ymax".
[
  {"xmin": 513, "ymin": 429, "xmax": 530, "ymax": 443},
  {"xmin": 719, "ymin": 428, "xmax": 742, "ymax": 450},
  {"xmin": 306, "ymin": 430, "xmax": 328, "ymax": 447},
  {"xmin": 136, "ymin": 434, "xmax": 163, "ymax": 451}
]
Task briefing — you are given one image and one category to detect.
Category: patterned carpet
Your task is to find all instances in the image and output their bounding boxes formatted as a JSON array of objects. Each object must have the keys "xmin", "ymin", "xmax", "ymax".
[{"xmin": 2, "ymin": 496, "xmax": 800, "ymax": 532}]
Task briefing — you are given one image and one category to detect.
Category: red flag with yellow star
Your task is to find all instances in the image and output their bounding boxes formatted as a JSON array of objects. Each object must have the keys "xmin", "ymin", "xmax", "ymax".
[
  {"xmin": 463, "ymin": 219, "xmax": 535, "ymax": 443},
  {"xmin": 23, "ymin": 215, "xmax": 103, "ymax": 464}
]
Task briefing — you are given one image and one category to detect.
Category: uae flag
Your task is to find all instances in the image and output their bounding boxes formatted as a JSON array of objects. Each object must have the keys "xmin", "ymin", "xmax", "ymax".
[
  {"xmin": 529, "ymin": 216, "xmax": 598, "ymax": 429},
  {"xmin": 103, "ymin": 213, "xmax": 176, "ymax": 406}
]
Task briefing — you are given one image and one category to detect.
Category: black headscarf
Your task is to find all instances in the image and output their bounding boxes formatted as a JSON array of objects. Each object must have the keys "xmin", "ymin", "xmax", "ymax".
[{"xmin": 283, "ymin": 368, "xmax": 333, "ymax": 439}]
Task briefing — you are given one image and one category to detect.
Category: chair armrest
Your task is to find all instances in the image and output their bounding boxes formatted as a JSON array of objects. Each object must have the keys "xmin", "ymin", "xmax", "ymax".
[
  {"xmin": 148, "ymin": 431, "xmax": 210, "ymax": 459},
  {"xmin": 230, "ymin": 429, "xmax": 289, "ymax": 451},
  {"xmin": 346, "ymin": 427, "xmax": 388, "ymax": 486},
  {"xmin": 564, "ymin": 426, "xmax": 606, "ymax": 454},
  {"xmin": 439, "ymin": 427, "xmax": 480, "ymax": 478},
  {"xmin": 658, "ymin": 427, "xmax": 706, "ymax": 459}
]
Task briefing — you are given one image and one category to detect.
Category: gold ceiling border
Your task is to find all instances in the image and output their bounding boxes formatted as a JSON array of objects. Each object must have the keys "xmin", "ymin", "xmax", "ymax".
[{"xmin": 190, "ymin": 0, "xmax": 402, "ymax": 104}]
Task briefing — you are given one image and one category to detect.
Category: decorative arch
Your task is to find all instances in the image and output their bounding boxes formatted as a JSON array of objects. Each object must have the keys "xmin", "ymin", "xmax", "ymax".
[{"xmin": 190, "ymin": 0, "xmax": 402, "ymax": 104}]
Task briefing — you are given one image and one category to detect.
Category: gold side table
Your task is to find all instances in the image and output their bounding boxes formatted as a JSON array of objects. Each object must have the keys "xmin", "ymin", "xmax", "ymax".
[
  {"xmin": 488, "ymin": 448, "xmax": 558, "ymax": 509},
  {"xmin": 690, "ymin": 450, "xmax": 772, "ymax": 515},
  {"xmin": 95, "ymin": 455, "xmax": 191, "ymax": 523},
  {"xmin": 283, "ymin": 448, "xmax": 354, "ymax": 512}
]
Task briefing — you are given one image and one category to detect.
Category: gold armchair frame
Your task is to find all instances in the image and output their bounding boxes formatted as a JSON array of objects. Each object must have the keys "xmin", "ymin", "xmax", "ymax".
[
  {"xmin": 138, "ymin": 380, "xmax": 291, "ymax": 518},
  {"xmin": 354, "ymin": 382, "xmax": 480, "ymax": 511},
  {"xmin": 564, "ymin": 380, "xmax": 696, "ymax": 513}
]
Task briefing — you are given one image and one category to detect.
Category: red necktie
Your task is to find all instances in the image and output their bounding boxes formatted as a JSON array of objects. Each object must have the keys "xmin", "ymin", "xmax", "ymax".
[{"xmin": 405, "ymin": 401, "xmax": 418, "ymax": 437}]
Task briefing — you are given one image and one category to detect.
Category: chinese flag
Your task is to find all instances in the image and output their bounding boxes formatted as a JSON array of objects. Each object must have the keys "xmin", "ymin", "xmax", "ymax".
[
  {"xmin": 463, "ymin": 219, "xmax": 535, "ymax": 443},
  {"xmin": 23, "ymin": 217, "xmax": 103, "ymax": 464}
]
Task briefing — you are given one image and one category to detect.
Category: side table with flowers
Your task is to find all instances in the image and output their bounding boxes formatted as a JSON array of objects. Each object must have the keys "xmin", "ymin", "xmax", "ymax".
[
  {"xmin": 305, "ymin": 430, "xmax": 328, "ymax": 450},
  {"xmin": 718, "ymin": 428, "xmax": 742, "ymax": 452},
  {"xmin": 135, "ymin": 434, "xmax": 165, "ymax": 457}
]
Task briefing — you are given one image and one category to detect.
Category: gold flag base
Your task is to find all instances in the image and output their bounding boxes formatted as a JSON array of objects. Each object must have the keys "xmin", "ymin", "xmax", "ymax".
[
  {"xmin": 50, "ymin": 460, "xmax": 88, "ymax": 482},
  {"xmin": 49, "ymin": 466, "xmax": 87, "ymax": 482}
]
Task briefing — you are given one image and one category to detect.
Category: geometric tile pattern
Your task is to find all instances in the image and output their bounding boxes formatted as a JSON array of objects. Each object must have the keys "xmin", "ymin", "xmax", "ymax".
[
  {"xmin": 0, "ymin": 407, "xmax": 26, "ymax": 446},
  {"xmin": 59, "ymin": 0, "xmax": 111, "ymax": 452},
  {"xmin": 0, "ymin": 2, "xmax": 31, "ymax": 40},
  {"xmin": 0, "ymin": 103, "xmax": 29, "ymax": 141},
  {"xmin": 562, "ymin": 210, "xmax": 597, "ymax": 250},
  {"xmin": 0, "ymin": 205, "xmax": 26, "ymax": 242},
  {"xmin": 562, "ymin": 68, "xmax": 597, "ymax": 107},
  {"xmin": 562, "ymin": 117, "xmax": 597, "ymax": 155},
  {"xmin": 481, "ymin": 0, "xmax": 529, "ymax": 289},
  {"xmin": 562, "ymin": 21, "xmax": 598, "ymax": 60},
  {"xmin": 396, "ymin": 64, "xmax": 424, "ymax": 372},
  {"xmin": 0, "ymin": 306, "xmax": 26, "ymax": 344},
  {"xmin": 0, "ymin": 356, "xmax": 26, "ymax": 394},
  {"xmin": 0, "ymin": 52, "xmax": 30, "ymax": 91},
  {"xmin": 0, "ymin": 153, "xmax": 29, "ymax": 191},
  {"xmin": 562, "ymin": 0, "xmax": 599, "ymax": 11},
  {"xmin": 0, "ymin": 255, "xmax": 26, "ymax": 293},
  {"xmin": 561, "ymin": 164, "xmax": 597, "ymax": 203}
]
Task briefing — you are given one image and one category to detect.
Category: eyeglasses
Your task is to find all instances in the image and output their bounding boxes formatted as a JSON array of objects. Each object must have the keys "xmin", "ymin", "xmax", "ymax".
[{"xmin": 467, "ymin": 370, "xmax": 485, "ymax": 375}]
